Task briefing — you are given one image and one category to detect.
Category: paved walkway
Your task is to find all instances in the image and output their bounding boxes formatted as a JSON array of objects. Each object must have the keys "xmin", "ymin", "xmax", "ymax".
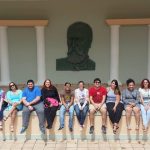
[{"xmin": 0, "ymin": 139, "xmax": 150, "ymax": 150}]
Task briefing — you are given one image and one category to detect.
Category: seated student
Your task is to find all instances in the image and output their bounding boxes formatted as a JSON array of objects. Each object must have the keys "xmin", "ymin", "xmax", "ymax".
[
  {"xmin": 20, "ymin": 79, "xmax": 45, "ymax": 134},
  {"xmin": 4, "ymin": 82, "xmax": 23, "ymax": 132},
  {"xmin": 89, "ymin": 78, "xmax": 107, "ymax": 134},
  {"xmin": 74, "ymin": 81, "xmax": 89, "ymax": 130},
  {"xmin": 106, "ymin": 79, "xmax": 124, "ymax": 134},
  {"xmin": 58, "ymin": 82, "xmax": 74, "ymax": 132},
  {"xmin": 41, "ymin": 79, "xmax": 60, "ymax": 129},
  {"xmin": 0, "ymin": 88, "xmax": 6, "ymax": 130},
  {"xmin": 139, "ymin": 79, "xmax": 150, "ymax": 132},
  {"xmin": 122, "ymin": 78, "xmax": 141, "ymax": 130}
]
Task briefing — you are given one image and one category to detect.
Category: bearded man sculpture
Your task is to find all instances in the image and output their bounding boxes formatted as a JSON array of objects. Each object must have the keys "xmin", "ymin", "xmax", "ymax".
[{"xmin": 56, "ymin": 22, "xmax": 95, "ymax": 71}]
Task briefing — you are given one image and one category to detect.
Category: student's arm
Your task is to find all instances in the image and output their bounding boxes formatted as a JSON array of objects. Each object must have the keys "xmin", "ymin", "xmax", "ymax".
[
  {"xmin": 132, "ymin": 90, "xmax": 141, "ymax": 106},
  {"xmin": 6, "ymin": 91, "xmax": 13, "ymax": 105},
  {"xmin": 90, "ymin": 96, "xmax": 98, "ymax": 109},
  {"xmin": 113, "ymin": 94, "xmax": 120, "ymax": 112},
  {"xmin": 68, "ymin": 93, "xmax": 74, "ymax": 108},
  {"xmin": 0, "ymin": 94, "xmax": 4, "ymax": 111},
  {"xmin": 122, "ymin": 90, "xmax": 128, "ymax": 105},
  {"xmin": 22, "ymin": 97, "xmax": 28, "ymax": 106},
  {"xmin": 18, "ymin": 90, "xmax": 23, "ymax": 104},
  {"xmin": 55, "ymin": 88, "xmax": 60, "ymax": 103},
  {"xmin": 0, "ymin": 98, "xmax": 3, "ymax": 111},
  {"xmin": 61, "ymin": 96, "xmax": 67, "ymax": 108},
  {"xmin": 98, "ymin": 95, "xmax": 106, "ymax": 109},
  {"xmin": 28, "ymin": 96, "xmax": 41, "ymax": 106}
]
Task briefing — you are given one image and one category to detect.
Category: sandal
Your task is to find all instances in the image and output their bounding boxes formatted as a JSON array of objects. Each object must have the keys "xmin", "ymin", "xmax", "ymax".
[
  {"xmin": 3, "ymin": 116, "xmax": 9, "ymax": 121},
  {"xmin": 113, "ymin": 125, "xmax": 118, "ymax": 134},
  {"xmin": 135, "ymin": 125, "xmax": 139, "ymax": 130},
  {"xmin": 10, "ymin": 126, "xmax": 14, "ymax": 132},
  {"xmin": 143, "ymin": 126, "xmax": 148, "ymax": 132},
  {"xmin": 127, "ymin": 125, "xmax": 132, "ymax": 130},
  {"xmin": 143, "ymin": 128, "xmax": 147, "ymax": 132}
]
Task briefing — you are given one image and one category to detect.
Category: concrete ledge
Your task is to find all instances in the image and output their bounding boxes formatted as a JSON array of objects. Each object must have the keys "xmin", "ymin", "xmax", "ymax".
[{"xmin": 0, "ymin": 110, "xmax": 149, "ymax": 141}]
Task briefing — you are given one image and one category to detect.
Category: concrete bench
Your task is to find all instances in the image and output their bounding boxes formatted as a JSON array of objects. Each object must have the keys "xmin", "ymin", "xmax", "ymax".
[{"xmin": 0, "ymin": 110, "xmax": 149, "ymax": 141}]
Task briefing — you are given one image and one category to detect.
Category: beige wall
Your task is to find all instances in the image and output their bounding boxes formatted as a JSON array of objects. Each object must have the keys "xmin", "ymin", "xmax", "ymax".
[{"xmin": 0, "ymin": 0, "xmax": 150, "ymax": 84}]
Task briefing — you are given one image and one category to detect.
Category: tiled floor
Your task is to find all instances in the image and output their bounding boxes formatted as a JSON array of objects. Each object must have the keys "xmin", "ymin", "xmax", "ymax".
[{"xmin": 0, "ymin": 139, "xmax": 150, "ymax": 150}]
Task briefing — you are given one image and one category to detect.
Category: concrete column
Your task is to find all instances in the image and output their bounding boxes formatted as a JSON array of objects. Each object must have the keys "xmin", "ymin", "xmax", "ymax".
[
  {"xmin": 0, "ymin": 26, "xmax": 10, "ymax": 85},
  {"xmin": 35, "ymin": 26, "xmax": 46, "ymax": 85},
  {"xmin": 148, "ymin": 25, "xmax": 150, "ymax": 79},
  {"xmin": 109, "ymin": 25, "xmax": 120, "ymax": 84}
]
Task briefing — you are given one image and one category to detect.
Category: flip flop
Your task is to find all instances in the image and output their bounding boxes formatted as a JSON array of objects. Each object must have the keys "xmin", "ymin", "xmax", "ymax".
[{"xmin": 3, "ymin": 116, "xmax": 8, "ymax": 121}]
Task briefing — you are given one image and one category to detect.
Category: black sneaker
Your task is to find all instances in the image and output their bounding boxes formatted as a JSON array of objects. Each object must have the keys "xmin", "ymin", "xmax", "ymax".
[
  {"xmin": 20, "ymin": 127, "xmax": 27, "ymax": 134},
  {"xmin": 69, "ymin": 128, "xmax": 73, "ymax": 132},
  {"xmin": 58, "ymin": 127, "xmax": 64, "ymax": 130},
  {"xmin": 46, "ymin": 125, "xmax": 52, "ymax": 129},
  {"xmin": 101, "ymin": 125, "xmax": 106, "ymax": 134},
  {"xmin": 89, "ymin": 126, "xmax": 94, "ymax": 134}
]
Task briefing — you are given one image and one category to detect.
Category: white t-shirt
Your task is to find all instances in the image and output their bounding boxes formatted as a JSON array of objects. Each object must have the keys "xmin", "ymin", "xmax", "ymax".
[
  {"xmin": 74, "ymin": 88, "xmax": 89, "ymax": 105},
  {"xmin": 139, "ymin": 88, "xmax": 150, "ymax": 104}
]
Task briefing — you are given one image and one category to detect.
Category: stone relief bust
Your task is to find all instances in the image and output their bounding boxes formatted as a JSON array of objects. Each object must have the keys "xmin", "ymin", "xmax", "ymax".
[{"xmin": 56, "ymin": 21, "xmax": 95, "ymax": 71}]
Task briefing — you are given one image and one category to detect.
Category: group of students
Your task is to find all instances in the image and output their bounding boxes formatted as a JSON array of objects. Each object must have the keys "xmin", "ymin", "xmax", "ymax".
[{"xmin": 0, "ymin": 78, "xmax": 150, "ymax": 135}]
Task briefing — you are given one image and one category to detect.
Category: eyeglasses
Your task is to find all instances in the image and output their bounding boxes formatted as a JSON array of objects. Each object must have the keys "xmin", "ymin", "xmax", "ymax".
[
  {"xmin": 28, "ymin": 83, "xmax": 33, "ymax": 86},
  {"xmin": 10, "ymin": 84, "xmax": 15, "ymax": 87},
  {"xmin": 95, "ymin": 81, "xmax": 100, "ymax": 84}
]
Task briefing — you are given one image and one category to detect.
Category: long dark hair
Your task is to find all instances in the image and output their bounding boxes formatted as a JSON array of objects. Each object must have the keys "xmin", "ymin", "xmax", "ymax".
[
  {"xmin": 111, "ymin": 79, "xmax": 121, "ymax": 95},
  {"xmin": 42, "ymin": 79, "xmax": 54, "ymax": 90},
  {"xmin": 9, "ymin": 82, "xmax": 18, "ymax": 91},
  {"xmin": 140, "ymin": 78, "xmax": 150, "ymax": 89}
]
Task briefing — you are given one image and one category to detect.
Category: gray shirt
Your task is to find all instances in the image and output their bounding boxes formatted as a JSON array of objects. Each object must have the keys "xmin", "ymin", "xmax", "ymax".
[{"xmin": 122, "ymin": 89, "xmax": 140, "ymax": 109}]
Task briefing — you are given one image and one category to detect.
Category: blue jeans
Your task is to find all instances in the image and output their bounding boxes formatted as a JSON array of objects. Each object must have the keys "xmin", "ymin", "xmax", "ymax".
[
  {"xmin": 59, "ymin": 104, "xmax": 74, "ymax": 128},
  {"xmin": 74, "ymin": 104, "xmax": 89, "ymax": 126},
  {"xmin": 0, "ymin": 109, "xmax": 3, "ymax": 121},
  {"xmin": 141, "ymin": 104, "xmax": 150, "ymax": 128}
]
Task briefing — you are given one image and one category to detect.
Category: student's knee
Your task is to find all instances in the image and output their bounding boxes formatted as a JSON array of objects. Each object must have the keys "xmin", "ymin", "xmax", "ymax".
[
  {"xmin": 101, "ymin": 107, "xmax": 107, "ymax": 114},
  {"xmin": 133, "ymin": 107, "xmax": 140, "ymax": 114},
  {"xmin": 36, "ymin": 108, "xmax": 44, "ymax": 114},
  {"xmin": 23, "ymin": 108, "xmax": 30, "ymax": 114},
  {"xmin": 125, "ymin": 107, "xmax": 132, "ymax": 113},
  {"xmin": 89, "ymin": 110, "xmax": 95, "ymax": 115}
]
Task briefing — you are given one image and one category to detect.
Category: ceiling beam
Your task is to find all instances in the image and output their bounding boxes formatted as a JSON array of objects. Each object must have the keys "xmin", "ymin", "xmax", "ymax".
[
  {"xmin": 0, "ymin": 20, "xmax": 48, "ymax": 26},
  {"xmin": 106, "ymin": 18, "xmax": 150, "ymax": 25}
]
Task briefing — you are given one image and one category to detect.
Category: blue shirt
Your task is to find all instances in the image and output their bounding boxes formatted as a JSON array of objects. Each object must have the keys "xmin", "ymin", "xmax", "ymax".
[
  {"xmin": 22, "ymin": 86, "xmax": 41, "ymax": 102},
  {"xmin": 6, "ymin": 89, "xmax": 22, "ymax": 110}
]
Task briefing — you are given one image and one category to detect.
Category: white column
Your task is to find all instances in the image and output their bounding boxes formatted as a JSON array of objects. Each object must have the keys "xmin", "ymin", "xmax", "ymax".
[
  {"xmin": 109, "ymin": 25, "xmax": 120, "ymax": 84},
  {"xmin": 148, "ymin": 25, "xmax": 150, "ymax": 79},
  {"xmin": 0, "ymin": 26, "xmax": 10, "ymax": 85},
  {"xmin": 35, "ymin": 26, "xmax": 46, "ymax": 85}
]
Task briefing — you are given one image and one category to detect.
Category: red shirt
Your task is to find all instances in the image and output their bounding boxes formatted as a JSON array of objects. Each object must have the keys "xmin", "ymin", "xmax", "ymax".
[{"xmin": 89, "ymin": 86, "xmax": 107, "ymax": 103}]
